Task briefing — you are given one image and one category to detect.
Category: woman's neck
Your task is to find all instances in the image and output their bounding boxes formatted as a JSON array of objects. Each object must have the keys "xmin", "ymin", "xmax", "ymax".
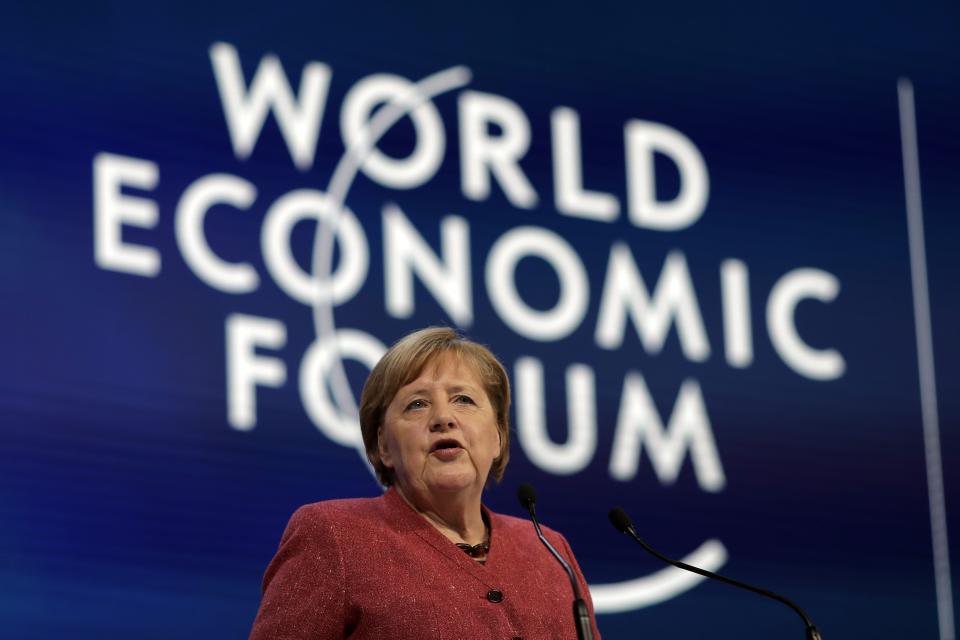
[{"xmin": 394, "ymin": 484, "xmax": 487, "ymax": 546}]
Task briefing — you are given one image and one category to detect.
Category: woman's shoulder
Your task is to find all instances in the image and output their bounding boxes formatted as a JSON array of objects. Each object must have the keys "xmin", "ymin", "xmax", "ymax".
[
  {"xmin": 488, "ymin": 509, "xmax": 569, "ymax": 546},
  {"xmin": 287, "ymin": 493, "xmax": 389, "ymax": 532},
  {"xmin": 488, "ymin": 510, "xmax": 529, "ymax": 533}
]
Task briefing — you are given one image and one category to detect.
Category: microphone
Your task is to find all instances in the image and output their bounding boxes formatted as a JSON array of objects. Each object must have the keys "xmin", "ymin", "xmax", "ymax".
[
  {"xmin": 517, "ymin": 483, "xmax": 594, "ymax": 640},
  {"xmin": 609, "ymin": 507, "xmax": 822, "ymax": 640}
]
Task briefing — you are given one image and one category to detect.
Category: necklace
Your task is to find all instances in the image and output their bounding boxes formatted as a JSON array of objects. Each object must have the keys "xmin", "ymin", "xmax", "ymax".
[
  {"xmin": 456, "ymin": 523, "xmax": 491, "ymax": 558},
  {"xmin": 455, "ymin": 539, "xmax": 490, "ymax": 558}
]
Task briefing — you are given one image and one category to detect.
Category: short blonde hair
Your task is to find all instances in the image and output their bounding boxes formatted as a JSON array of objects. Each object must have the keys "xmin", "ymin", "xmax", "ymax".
[{"xmin": 359, "ymin": 327, "xmax": 511, "ymax": 486}]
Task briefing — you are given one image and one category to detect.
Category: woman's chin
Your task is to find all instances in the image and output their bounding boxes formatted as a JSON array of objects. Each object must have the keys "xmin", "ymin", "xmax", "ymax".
[{"xmin": 424, "ymin": 469, "xmax": 478, "ymax": 495}]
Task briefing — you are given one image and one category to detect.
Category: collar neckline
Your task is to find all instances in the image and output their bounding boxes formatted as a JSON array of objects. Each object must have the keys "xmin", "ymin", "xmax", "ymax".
[{"xmin": 383, "ymin": 486, "xmax": 498, "ymax": 575}]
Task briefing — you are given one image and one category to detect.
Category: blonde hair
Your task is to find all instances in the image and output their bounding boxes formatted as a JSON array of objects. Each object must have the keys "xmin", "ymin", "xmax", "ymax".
[{"xmin": 359, "ymin": 327, "xmax": 511, "ymax": 486}]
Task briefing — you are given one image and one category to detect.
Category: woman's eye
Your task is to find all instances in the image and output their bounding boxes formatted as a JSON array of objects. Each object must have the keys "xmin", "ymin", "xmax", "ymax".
[
  {"xmin": 454, "ymin": 395, "xmax": 476, "ymax": 405},
  {"xmin": 405, "ymin": 399, "xmax": 427, "ymax": 411}
]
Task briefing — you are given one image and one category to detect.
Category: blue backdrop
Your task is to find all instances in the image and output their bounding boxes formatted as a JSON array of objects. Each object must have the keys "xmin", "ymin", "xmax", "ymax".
[{"xmin": 1, "ymin": 2, "xmax": 958, "ymax": 638}]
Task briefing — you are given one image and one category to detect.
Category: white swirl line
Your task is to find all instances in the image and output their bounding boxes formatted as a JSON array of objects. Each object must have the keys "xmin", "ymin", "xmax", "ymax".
[{"xmin": 309, "ymin": 65, "xmax": 472, "ymax": 456}]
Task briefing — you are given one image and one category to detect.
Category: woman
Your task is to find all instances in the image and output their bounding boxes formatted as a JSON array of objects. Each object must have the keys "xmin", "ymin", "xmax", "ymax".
[{"xmin": 249, "ymin": 327, "xmax": 600, "ymax": 639}]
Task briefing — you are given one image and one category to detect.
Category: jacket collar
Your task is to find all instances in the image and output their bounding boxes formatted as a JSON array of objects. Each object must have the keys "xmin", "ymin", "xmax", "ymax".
[{"xmin": 381, "ymin": 486, "xmax": 498, "ymax": 586}]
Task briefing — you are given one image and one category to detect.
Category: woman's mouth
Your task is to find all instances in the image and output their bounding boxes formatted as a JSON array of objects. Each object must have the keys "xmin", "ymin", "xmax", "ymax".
[{"xmin": 430, "ymin": 440, "xmax": 464, "ymax": 460}]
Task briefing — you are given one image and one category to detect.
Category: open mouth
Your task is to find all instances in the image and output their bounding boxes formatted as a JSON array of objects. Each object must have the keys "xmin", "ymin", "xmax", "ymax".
[{"xmin": 430, "ymin": 439, "xmax": 464, "ymax": 455}]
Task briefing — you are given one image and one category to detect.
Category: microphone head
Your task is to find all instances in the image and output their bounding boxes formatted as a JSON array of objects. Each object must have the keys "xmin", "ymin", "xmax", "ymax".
[
  {"xmin": 608, "ymin": 507, "xmax": 634, "ymax": 534},
  {"xmin": 517, "ymin": 483, "xmax": 537, "ymax": 510}
]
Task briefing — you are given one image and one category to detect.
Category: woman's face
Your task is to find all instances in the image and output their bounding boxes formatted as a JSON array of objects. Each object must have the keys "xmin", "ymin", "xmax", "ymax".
[{"xmin": 379, "ymin": 352, "xmax": 502, "ymax": 500}]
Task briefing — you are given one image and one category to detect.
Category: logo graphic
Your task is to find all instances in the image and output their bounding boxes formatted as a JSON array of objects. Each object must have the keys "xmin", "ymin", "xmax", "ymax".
[{"xmin": 92, "ymin": 43, "xmax": 850, "ymax": 613}]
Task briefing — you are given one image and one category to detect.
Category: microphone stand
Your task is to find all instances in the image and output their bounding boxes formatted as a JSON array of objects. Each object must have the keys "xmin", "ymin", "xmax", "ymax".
[
  {"xmin": 519, "ymin": 484, "xmax": 594, "ymax": 640},
  {"xmin": 610, "ymin": 507, "xmax": 821, "ymax": 640}
]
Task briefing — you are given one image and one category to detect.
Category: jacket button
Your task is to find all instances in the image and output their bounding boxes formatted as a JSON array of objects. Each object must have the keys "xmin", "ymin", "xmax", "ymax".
[{"xmin": 486, "ymin": 589, "xmax": 504, "ymax": 603}]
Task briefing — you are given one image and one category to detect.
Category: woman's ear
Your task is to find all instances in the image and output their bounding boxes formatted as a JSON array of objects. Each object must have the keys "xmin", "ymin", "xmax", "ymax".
[{"xmin": 377, "ymin": 426, "xmax": 393, "ymax": 468}]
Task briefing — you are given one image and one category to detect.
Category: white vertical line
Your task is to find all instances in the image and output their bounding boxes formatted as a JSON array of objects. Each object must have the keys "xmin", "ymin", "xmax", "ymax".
[{"xmin": 898, "ymin": 77, "xmax": 955, "ymax": 640}]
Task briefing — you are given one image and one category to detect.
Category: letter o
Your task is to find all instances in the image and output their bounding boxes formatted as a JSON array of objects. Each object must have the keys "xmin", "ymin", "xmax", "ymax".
[
  {"xmin": 299, "ymin": 329, "xmax": 387, "ymax": 448},
  {"xmin": 485, "ymin": 226, "xmax": 589, "ymax": 341},
  {"xmin": 340, "ymin": 73, "xmax": 446, "ymax": 189},
  {"xmin": 261, "ymin": 189, "xmax": 369, "ymax": 306}
]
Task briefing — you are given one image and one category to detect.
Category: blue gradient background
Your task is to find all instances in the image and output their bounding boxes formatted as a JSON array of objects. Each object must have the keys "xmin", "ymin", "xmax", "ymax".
[{"xmin": 1, "ymin": 2, "xmax": 958, "ymax": 638}]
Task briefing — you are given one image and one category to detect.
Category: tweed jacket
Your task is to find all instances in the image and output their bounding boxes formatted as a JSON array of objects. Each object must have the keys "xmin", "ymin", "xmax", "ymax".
[{"xmin": 249, "ymin": 487, "xmax": 601, "ymax": 639}]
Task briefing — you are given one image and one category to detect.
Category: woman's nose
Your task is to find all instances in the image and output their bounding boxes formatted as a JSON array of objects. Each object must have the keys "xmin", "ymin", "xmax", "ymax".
[{"xmin": 429, "ymin": 410, "xmax": 456, "ymax": 431}]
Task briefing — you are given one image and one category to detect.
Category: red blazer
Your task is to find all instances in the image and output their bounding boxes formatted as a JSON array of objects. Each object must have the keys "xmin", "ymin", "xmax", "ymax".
[{"xmin": 249, "ymin": 487, "xmax": 601, "ymax": 639}]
